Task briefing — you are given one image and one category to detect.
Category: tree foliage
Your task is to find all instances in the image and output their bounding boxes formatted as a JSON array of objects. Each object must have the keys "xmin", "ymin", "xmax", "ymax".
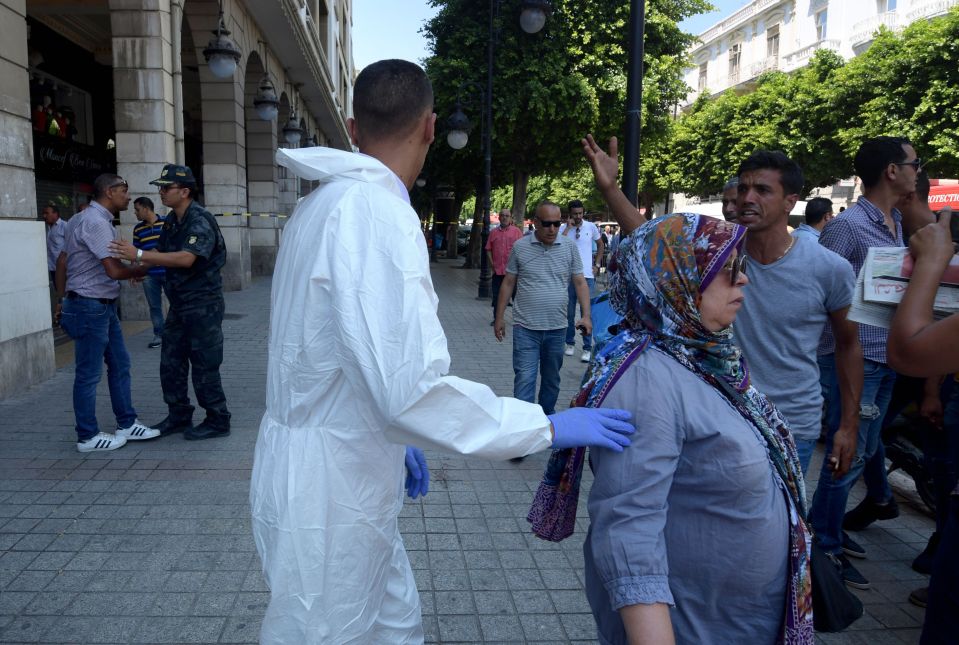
[{"xmin": 423, "ymin": 0, "xmax": 711, "ymax": 212}]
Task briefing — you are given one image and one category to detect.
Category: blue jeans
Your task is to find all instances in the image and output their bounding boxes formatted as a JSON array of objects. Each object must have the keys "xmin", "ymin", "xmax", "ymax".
[
  {"xmin": 143, "ymin": 274, "xmax": 165, "ymax": 337},
  {"xmin": 922, "ymin": 495, "xmax": 959, "ymax": 644},
  {"xmin": 566, "ymin": 278, "xmax": 595, "ymax": 351},
  {"xmin": 809, "ymin": 353, "xmax": 897, "ymax": 554},
  {"xmin": 795, "ymin": 437, "xmax": 817, "ymax": 476},
  {"xmin": 59, "ymin": 297, "xmax": 137, "ymax": 441},
  {"xmin": 513, "ymin": 326, "xmax": 565, "ymax": 415}
]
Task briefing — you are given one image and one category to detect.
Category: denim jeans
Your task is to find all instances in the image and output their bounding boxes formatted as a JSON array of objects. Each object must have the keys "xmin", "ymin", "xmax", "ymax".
[
  {"xmin": 566, "ymin": 278, "xmax": 595, "ymax": 351},
  {"xmin": 513, "ymin": 326, "xmax": 565, "ymax": 415},
  {"xmin": 143, "ymin": 274, "xmax": 165, "ymax": 337},
  {"xmin": 809, "ymin": 353, "xmax": 897, "ymax": 554},
  {"xmin": 795, "ymin": 437, "xmax": 817, "ymax": 476},
  {"xmin": 59, "ymin": 297, "xmax": 137, "ymax": 441},
  {"xmin": 921, "ymin": 495, "xmax": 959, "ymax": 644}
]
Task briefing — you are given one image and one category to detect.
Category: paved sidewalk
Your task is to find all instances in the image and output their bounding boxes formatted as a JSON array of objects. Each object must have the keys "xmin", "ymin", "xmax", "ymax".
[{"xmin": 0, "ymin": 259, "xmax": 935, "ymax": 644}]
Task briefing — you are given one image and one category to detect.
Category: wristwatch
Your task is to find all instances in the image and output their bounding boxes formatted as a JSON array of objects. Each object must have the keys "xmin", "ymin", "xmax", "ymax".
[{"xmin": 135, "ymin": 248, "xmax": 143, "ymax": 265}]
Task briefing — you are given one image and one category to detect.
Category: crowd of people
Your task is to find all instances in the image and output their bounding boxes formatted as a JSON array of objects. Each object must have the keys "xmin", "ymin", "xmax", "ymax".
[{"xmin": 42, "ymin": 57, "xmax": 956, "ymax": 644}]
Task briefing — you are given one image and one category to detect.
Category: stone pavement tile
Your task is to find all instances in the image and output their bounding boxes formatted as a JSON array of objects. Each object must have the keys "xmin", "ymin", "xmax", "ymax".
[
  {"xmin": 519, "ymin": 613, "xmax": 567, "ymax": 641},
  {"xmin": 561, "ymin": 613, "xmax": 599, "ymax": 640},
  {"xmin": 0, "ymin": 591, "xmax": 36, "ymax": 615},
  {"xmin": 438, "ymin": 613, "xmax": 482, "ymax": 641},
  {"xmin": 473, "ymin": 590, "xmax": 513, "ymax": 615},
  {"xmin": 478, "ymin": 613, "xmax": 522, "ymax": 641},
  {"xmin": 434, "ymin": 590, "xmax": 477, "ymax": 614},
  {"xmin": 131, "ymin": 616, "xmax": 227, "ymax": 643},
  {"xmin": 21, "ymin": 591, "xmax": 77, "ymax": 616},
  {"xmin": 511, "ymin": 590, "xmax": 554, "ymax": 614},
  {"xmin": 10, "ymin": 534, "xmax": 55, "ymax": 553},
  {"xmin": 147, "ymin": 592, "xmax": 196, "ymax": 616},
  {"xmin": 5, "ymin": 570, "xmax": 58, "ymax": 592},
  {"xmin": 468, "ymin": 568, "xmax": 507, "ymax": 591},
  {"xmin": 41, "ymin": 616, "xmax": 141, "ymax": 643},
  {"xmin": 219, "ymin": 615, "xmax": 260, "ymax": 644},
  {"xmin": 66, "ymin": 591, "xmax": 156, "ymax": 616},
  {"xmin": 0, "ymin": 615, "xmax": 57, "ymax": 643},
  {"xmin": 193, "ymin": 592, "xmax": 239, "ymax": 616}
]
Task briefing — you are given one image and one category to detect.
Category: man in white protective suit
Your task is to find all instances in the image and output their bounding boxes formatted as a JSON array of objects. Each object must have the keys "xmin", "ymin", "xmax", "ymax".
[{"xmin": 250, "ymin": 59, "xmax": 636, "ymax": 644}]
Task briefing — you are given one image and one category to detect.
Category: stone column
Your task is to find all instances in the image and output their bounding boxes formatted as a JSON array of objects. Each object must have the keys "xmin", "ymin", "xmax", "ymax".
[
  {"xmin": 0, "ymin": 0, "xmax": 56, "ymax": 398},
  {"xmin": 110, "ymin": 0, "xmax": 178, "ymax": 320}
]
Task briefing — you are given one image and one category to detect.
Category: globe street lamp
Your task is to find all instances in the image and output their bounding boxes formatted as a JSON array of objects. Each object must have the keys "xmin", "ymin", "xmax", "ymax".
[{"xmin": 202, "ymin": 1, "xmax": 242, "ymax": 79}]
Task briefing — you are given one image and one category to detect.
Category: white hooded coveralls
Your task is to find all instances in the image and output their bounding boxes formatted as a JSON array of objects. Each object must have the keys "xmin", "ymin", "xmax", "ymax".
[{"xmin": 250, "ymin": 147, "xmax": 553, "ymax": 644}]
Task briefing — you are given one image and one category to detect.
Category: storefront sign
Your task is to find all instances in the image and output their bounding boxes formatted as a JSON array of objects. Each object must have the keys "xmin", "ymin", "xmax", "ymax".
[{"xmin": 33, "ymin": 133, "xmax": 112, "ymax": 181}]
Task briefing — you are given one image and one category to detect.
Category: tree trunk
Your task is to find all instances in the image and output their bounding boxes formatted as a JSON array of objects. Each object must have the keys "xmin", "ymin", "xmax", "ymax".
[
  {"xmin": 464, "ymin": 199, "xmax": 484, "ymax": 269},
  {"xmin": 511, "ymin": 168, "xmax": 530, "ymax": 218}
]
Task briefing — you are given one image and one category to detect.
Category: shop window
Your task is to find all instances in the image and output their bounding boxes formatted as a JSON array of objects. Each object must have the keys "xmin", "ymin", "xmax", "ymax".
[
  {"xmin": 698, "ymin": 62, "xmax": 708, "ymax": 90},
  {"xmin": 30, "ymin": 72, "xmax": 93, "ymax": 146}
]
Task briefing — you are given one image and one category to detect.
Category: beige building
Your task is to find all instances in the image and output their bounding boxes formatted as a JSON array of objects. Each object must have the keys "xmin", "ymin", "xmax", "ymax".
[{"xmin": 0, "ymin": 0, "xmax": 354, "ymax": 398}]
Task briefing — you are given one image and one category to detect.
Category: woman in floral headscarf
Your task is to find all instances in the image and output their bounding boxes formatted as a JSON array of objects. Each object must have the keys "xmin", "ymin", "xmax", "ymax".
[{"xmin": 580, "ymin": 213, "xmax": 812, "ymax": 644}]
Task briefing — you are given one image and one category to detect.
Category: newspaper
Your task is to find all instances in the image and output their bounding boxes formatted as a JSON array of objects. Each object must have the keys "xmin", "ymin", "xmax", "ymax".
[{"xmin": 847, "ymin": 247, "xmax": 959, "ymax": 328}]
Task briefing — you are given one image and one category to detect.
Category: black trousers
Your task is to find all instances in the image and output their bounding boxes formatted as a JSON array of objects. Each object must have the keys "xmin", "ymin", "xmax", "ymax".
[{"xmin": 160, "ymin": 298, "xmax": 231, "ymax": 429}]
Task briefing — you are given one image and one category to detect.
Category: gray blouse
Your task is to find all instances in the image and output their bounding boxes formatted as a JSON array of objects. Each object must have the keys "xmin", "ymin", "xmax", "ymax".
[{"xmin": 584, "ymin": 347, "xmax": 789, "ymax": 645}]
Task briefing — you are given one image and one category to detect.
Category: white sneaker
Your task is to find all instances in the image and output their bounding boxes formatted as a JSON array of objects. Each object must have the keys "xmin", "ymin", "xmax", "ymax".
[
  {"xmin": 564, "ymin": 346, "xmax": 575, "ymax": 356},
  {"xmin": 116, "ymin": 419, "xmax": 161, "ymax": 441},
  {"xmin": 77, "ymin": 432, "xmax": 127, "ymax": 453},
  {"xmin": 581, "ymin": 350, "xmax": 591, "ymax": 363}
]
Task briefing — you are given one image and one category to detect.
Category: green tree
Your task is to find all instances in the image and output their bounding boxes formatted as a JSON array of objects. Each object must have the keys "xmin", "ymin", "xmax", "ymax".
[{"xmin": 423, "ymin": 0, "xmax": 711, "ymax": 214}]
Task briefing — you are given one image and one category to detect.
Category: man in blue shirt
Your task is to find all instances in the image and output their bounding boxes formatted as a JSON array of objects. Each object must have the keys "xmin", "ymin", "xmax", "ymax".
[
  {"xmin": 810, "ymin": 136, "xmax": 921, "ymax": 590},
  {"xmin": 792, "ymin": 197, "xmax": 833, "ymax": 241},
  {"xmin": 132, "ymin": 197, "xmax": 165, "ymax": 348}
]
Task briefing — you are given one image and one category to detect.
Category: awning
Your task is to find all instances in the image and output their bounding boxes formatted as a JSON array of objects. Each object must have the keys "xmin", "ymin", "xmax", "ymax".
[{"xmin": 929, "ymin": 184, "xmax": 959, "ymax": 211}]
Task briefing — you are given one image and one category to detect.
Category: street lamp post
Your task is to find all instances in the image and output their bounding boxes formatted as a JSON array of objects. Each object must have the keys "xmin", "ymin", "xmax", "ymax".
[
  {"xmin": 621, "ymin": 0, "xmax": 646, "ymax": 207},
  {"xmin": 447, "ymin": 0, "xmax": 550, "ymax": 299}
]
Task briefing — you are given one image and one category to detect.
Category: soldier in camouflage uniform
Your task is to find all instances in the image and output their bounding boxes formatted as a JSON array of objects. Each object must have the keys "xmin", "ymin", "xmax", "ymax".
[{"xmin": 109, "ymin": 164, "xmax": 231, "ymax": 440}]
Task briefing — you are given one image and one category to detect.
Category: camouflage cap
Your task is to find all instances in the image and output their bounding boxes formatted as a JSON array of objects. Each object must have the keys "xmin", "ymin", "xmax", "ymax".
[{"xmin": 150, "ymin": 164, "xmax": 197, "ymax": 187}]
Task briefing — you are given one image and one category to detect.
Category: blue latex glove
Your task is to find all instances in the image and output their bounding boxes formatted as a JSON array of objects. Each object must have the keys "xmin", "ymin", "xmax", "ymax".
[
  {"xmin": 548, "ymin": 408, "xmax": 635, "ymax": 452},
  {"xmin": 404, "ymin": 446, "xmax": 430, "ymax": 499}
]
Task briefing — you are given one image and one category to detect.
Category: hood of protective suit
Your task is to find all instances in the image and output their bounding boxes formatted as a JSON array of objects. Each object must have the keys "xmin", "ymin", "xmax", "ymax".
[{"xmin": 276, "ymin": 146, "xmax": 408, "ymax": 202}]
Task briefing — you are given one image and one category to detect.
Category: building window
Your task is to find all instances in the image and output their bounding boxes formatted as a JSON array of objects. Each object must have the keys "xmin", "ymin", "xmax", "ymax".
[
  {"xmin": 698, "ymin": 62, "xmax": 708, "ymax": 90},
  {"xmin": 815, "ymin": 10, "xmax": 828, "ymax": 40},
  {"xmin": 877, "ymin": 0, "xmax": 897, "ymax": 12},
  {"xmin": 728, "ymin": 43, "xmax": 741, "ymax": 79},
  {"xmin": 766, "ymin": 24, "xmax": 780, "ymax": 58}
]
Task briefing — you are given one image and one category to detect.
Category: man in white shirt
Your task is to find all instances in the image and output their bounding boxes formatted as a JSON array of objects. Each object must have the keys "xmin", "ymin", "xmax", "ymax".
[
  {"xmin": 560, "ymin": 200, "xmax": 603, "ymax": 362},
  {"xmin": 250, "ymin": 59, "xmax": 635, "ymax": 645}
]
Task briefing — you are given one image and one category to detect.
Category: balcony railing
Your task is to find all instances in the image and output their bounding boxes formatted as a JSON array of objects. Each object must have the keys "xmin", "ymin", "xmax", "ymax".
[
  {"xmin": 906, "ymin": 0, "xmax": 959, "ymax": 22},
  {"xmin": 850, "ymin": 11, "xmax": 899, "ymax": 48},
  {"xmin": 782, "ymin": 39, "xmax": 840, "ymax": 71},
  {"xmin": 750, "ymin": 56, "xmax": 780, "ymax": 77},
  {"xmin": 700, "ymin": 0, "xmax": 782, "ymax": 44}
]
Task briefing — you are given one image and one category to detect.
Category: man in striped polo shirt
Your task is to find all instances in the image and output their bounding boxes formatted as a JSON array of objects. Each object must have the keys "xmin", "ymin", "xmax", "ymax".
[
  {"xmin": 133, "ymin": 197, "xmax": 165, "ymax": 348},
  {"xmin": 494, "ymin": 201, "xmax": 592, "ymax": 455}
]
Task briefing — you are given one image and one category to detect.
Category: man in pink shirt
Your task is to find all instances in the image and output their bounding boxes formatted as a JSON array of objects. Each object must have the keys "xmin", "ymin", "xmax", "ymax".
[{"xmin": 486, "ymin": 208, "xmax": 524, "ymax": 324}]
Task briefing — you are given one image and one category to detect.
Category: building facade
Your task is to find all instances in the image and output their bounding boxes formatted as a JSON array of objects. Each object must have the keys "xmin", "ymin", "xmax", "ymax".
[
  {"xmin": 673, "ymin": 0, "xmax": 958, "ymax": 214},
  {"xmin": 0, "ymin": 0, "xmax": 354, "ymax": 398},
  {"xmin": 683, "ymin": 0, "xmax": 958, "ymax": 106}
]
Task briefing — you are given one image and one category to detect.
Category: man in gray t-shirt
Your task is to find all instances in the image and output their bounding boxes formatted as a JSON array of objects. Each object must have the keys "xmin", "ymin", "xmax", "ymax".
[
  {"xmin": 494, "ymin": 201, "xmax": 591, "ymax": 420},
  {"xmin": 732, "ymin": 151, "xmax": 863, "ymax": 478}
]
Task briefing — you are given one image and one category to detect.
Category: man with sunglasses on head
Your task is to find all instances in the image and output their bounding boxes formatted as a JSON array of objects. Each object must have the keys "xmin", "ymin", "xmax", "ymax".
[
  {"xmin": 494, "ymin": 202, "xmax": 591, "ymax": 427},
  {"xmin": 809, "ymin": 136, "xmax": 922, "ymax": 590},
  {"xmin": 55, "ymin": 174, "xmax": 161, "ymax": 452},
  {"xmin": 109, "ymin": 164, "xmax": 230, "ymax": 441}
]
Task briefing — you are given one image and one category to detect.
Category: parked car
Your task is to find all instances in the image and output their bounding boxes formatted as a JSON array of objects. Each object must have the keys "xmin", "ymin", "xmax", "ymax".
[{"xmin": 457, "ymin": 225, "xmax": 472, "ymax": 254}]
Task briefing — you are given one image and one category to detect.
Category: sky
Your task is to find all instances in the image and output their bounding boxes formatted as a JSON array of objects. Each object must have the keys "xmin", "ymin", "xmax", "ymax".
[{"xmin": 351, "ymin": 1, "xmax": 750, "ymax": 73}]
